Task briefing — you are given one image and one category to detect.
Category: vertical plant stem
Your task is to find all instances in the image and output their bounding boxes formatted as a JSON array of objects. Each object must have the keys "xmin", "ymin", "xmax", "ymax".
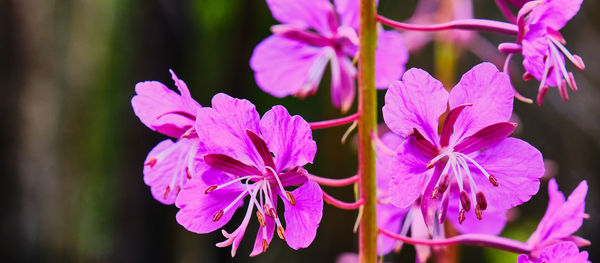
[{"xmin": 358, "ymin": 0, "xmax": 377, "ymax": 262}]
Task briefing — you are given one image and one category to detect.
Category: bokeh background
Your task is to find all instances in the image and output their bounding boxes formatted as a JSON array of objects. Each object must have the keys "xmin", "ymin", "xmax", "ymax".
[{"xmin": 1, "ymin": 0, "xmax": 598, "ymax": 262}]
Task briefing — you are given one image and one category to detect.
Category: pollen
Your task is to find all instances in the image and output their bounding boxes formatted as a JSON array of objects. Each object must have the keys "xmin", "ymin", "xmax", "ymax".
[
  {"xmin": 212, "ymin": 210, "xmax": 224, "ymax": 222},
  {"xmin": 277, "ymin": 226, "xmax": 286, "ymax": 240},
  {"xmin": 204, "ymin": 185, "xmax": 218, "ymax": 194},
  {"xmin": 286, "ymin": 191, "xmax": 297, "ymax": 206},
  {"xmin": 145, "ymin": 157, "xmax": 157, "ymax": 167}
]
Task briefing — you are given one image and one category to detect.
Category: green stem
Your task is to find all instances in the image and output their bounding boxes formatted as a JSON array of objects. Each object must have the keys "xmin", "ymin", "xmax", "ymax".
[{"xmin": 358, "ymin": 0, "xmax": 378, "ymax": 262}]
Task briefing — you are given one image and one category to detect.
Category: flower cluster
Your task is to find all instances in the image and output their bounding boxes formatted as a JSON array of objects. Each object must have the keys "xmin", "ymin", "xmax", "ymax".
[{"xmin": 132, "ymin": 0, "xmax": 591, "ymax": 261}]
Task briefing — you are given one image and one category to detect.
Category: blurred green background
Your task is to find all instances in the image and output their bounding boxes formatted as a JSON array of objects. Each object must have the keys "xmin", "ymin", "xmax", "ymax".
[{"xmin": 0, "ymin": 0, "xmax": 597, "ymax": 262}]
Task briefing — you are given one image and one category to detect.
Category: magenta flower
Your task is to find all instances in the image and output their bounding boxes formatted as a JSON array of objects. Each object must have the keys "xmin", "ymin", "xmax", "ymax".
[
  {"xmin": 250, "ymin": 0, "xmax": 408, "ymax": 112},
  {"xmin": 376, "ymin": 132, "xmax": 507, "ymax": 260},
  {"xmin": 519, "ymin": 178, "xmax": 590, "ymax": 261},
  {"xmin": 175, "ymin": 93, "xmax": 323, "ymax": 257},
  {"xmin": 517, "ymin": 241, "xmax": 590, "ymax": 263},
  {"xmin": 501, "ymin": 0, "xmax": 585, "ymax": 104},
  {"xmin": 382, "ymin": 62, "xmax": 544, "ymax": 228},
  {"xmin": 131, "ymin": 70, "xmax": 202, "ymax": 204}
]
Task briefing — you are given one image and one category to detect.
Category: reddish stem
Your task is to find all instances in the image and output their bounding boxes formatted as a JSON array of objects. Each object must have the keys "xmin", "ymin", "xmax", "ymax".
[
  {"xmin": 379, "ymin": 228, "xmax": 530, "ymax": 254},
  {"xmin": 494, "ymin": 0, "xmax": 517, "ymax": 24},
  {"xmin": 323, "ymin": 191, "xmax": 365, "ymax": 210},
  {"xmin": 376, "ymin": 15, "xmax": 519, "ymax": 36},
  {"xmin": 309, "ymin": 174, "xmax": 359, "ymax": 187},
  {"xmin": 309, "ymin": 113, "xmax": 360, "ymax": 130}
]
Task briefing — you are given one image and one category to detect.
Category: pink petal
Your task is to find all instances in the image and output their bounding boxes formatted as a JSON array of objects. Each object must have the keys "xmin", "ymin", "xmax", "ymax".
[
  {"xmin": 260, "ymin": 105, "xmax": 317, "ymax": 172},
  {"xmin": 175, "ymin": 171, "xmax": 245, "ymax": 234},
  {"xmin": 330, "ymin": 53, "xmax": 357, "ymax": 112},
  {"xmin": 132, "ymin": 81, "xmax": 196, "ymax": 138},
  {"xmin": 390, "ymin": 138, "xmax": 430, "ymax": 208},
  {"xmin": 411, "ymin": 209, "xmax": 432, "ymax": 263},
  {"xmin": 522, "ymin": 24, "xmax": 562, "ymax": 87},
  {"xmin": 203, "ymin": 154, "xmax": 262, "ymax": 177},
  {"xmin": 537, "ymin": 241, "xmax": 589, "ymax": 263},
  {"xmin": 376, "ymin": 202, "xmax": 408, "ymax": 255},
  {"xmin": 194, "ymin": 93, "xmax": 262, "ymax": 166},
  {"xmin": 375, "ymin": 30, "xmax": 409, "ymax": 89},
  {"xmin": 143, "ymin": 139, "xmax": 196, "ymax": 205},
  {"xmin": 529, "ymin": 179, "xmax": 588, "ymax": 247},
  {"xmin": 250, "ymin": 36, "xmax": 331, "ymax": 99},
  {"xmin": 529, "ymin": 0, "xmax": 583, "ymax": 30},
  {"xmin": 282, "ymin": 181, "xmax": 323, "ymax": 250},
  {"xmin": 448, "ymin": 62, "xmax": 514, "ymax": 143},
  {"xmin": 266, "ymin": 0, "xmax": 336, "ymax": 35},
  {"xmin": 470, "ymin": 138, "xmax": 544, "ymax": 210},
  {"xmin": 334, "ymin": 0, "xmax": 359, "ymax": 29},
  {"xmin": 440, "ymin": 104, "xmax": 472, "ymax": 147},
  {"xmin": 279, "ymin": 167, "xmax": 309, "ymax": 187},
  {"xmin": 383, "ymin": 68, "xmax": 448, "ymax": 143}
]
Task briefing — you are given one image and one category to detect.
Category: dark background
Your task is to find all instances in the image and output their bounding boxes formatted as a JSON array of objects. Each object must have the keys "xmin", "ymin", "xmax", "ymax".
[{"xmin": 0, "ymin": 0, "xmax": 597, "ymax": 262}]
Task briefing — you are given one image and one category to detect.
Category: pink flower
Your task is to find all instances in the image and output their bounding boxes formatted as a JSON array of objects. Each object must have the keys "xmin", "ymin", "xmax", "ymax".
[
  {"xmin": 376, "ymin": 132, "xmax": 508, "ymax": 261},
  {"xmin": 131, "ymin": 70, "xmax": 202, "ymax": 204},
  {"xmin": 175, "ymin": 93, "xmax": 323, "ymax": 257},
  {"xmin": 382, "ymin": 62, "xmax": 545, "ymax": 228},
  {"xmin": 501, "ymin": 0, "xmax": 585, "ymax": 104},
  {"xmin": 250, "ymin": 0, "xmax": 408, "ymax": 112},
  {"xmin": 518, "ymin": 179, "xmax": 590, "ymax": 261}
]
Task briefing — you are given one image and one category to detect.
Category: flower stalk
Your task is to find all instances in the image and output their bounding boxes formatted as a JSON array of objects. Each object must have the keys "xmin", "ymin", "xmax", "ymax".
[
  {"xmin": 376, "ymin": 15, "xmax": 519, "ymax": 36},
  {"xmin": 358, "ymin": 0, "xmax": 378, "ymax": 261}
]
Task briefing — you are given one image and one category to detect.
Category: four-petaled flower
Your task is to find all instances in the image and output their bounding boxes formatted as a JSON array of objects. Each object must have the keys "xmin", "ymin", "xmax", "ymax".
[
  {"xmin": 501, "ymin": 0, "xmax": 585, "ymax": 105},
  {"xmin": 518, "ymin": 178, "xmax": 590, "ymax": 262},
  {"xmin": 382, "ymin": 62, "xmax": 545, "ymax": 228},
  {"xmin": 132, "ymin": 70, "xmax": 202, "ymax": 204},
  {"xmin": 175, "ymin": 94, "xmax": 323, "ymax": 257},
  {"xmin": 251, "ymin": 0, "xmax": 408, "ymax": 112}
]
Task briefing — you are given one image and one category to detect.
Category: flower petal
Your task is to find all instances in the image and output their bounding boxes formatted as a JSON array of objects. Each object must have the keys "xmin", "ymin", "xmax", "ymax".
[
  {"xmin": 383, "ymin": 68, "xmax": 448, "ymax": 143},
  {"xmin": 266, "ymin": 0, "xmax": 336, "ymax": 35},
  {"xmin": 529, "ymin": 0, "xmax": 583, "ymax": 30},
  {"xmin": 251, "ymin": 36, "xmax": 332, "ymax": 99},
  {"xmin": 448, "ymin": 62, "xmax": 514, "ymax": 142},
  {"xmin": 390, "ymin": 138, "xmax": 430, "ymax": 209},
  {"xmin": 175, "ymin": 170, "xmax": 245, "ymax": 234},
  {"xmin": 282, "ymin": 180, "xmax": 323, "ymax": 250},
  {"xmin": 132, "ymin": 81, "xmax": 196, "ymax": 138},
  {"xmin": 330, "ymin": 53, "xmax": 357, "ymax": 112},
  {"xmin": 537, "ymin": 241, "xmax": 589, "ymax": 263},
  {"xmin": 470, "ymin": 138, "xmax": 544, "ymax": 210},
  {"xmin": 194, "ymin": 93, "xmax": 262, "ymax": 166},
  {"xmin": 375, "ymin": 29, "xmax": 409, "ymax": 89},
  {"xmin": 279, "ymin": 167, "xmax": 309, "ymax": 187},
  {"xmin": 260, "ymin": 105, "xmax": 317, "ymax": 172},
  {"xmin": 529, "ymin": 179, "xmax": 588, "ymax": 247},
  {"xmin": 522, "ymin": 23, "xmax": 562, "ymax": 87},
  {"xmin": 203, "ymin": 153, "xmax": 262, "ymax": 177},
  {"xmin": 143, "ymin": 138, "xmax": 196, "ymax": 205}
]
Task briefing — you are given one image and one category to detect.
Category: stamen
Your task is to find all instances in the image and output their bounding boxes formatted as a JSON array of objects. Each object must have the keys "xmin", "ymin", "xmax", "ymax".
[
  {"xmin": 475, "ymin": 205, "xmax": 483, "ymax": 220},
  {"xmin": 432, "ymin": 164, "xmax": 451, "ymax": 199},
  {"xmin": 458, "ymin": 209, "xmax": 466, "ymax": 224},
  {"xmin": 550, "ymin": 37, "xmax": 585, "ymax": 70},
  {"xmin": 261, "ymin": 239, "xmax": 269, "ymax": 253},
  {"xmin": 460, "ymin": 190, "xmax": 472, "ymax": 212},
  {"xmin": 266, "ymin": 166, "xmax": 288, "ymax": 196},
  {"xmin": 489, "ymin": 175, "xmax": 499, "ymax": 187},
  {"xmin": 286, "ymin": 191, "xmax": 297, "ymax": 206},
  {"xmin": 476, "ymin": 192, "xmax": 488, "ymax": 210},
  {"xmin": 205, "ymin": 185, "xmax": 218, "ymax": 194},
  {"xmin": 186, "ymin": 167, "xmax": 192, "ymax": 179},
  {"xmin": 256, "ymin": 211, "xmax": 266, "ymax": 227},
  {"xmin": 213, "ymin": 210, "xmax": 224, "ymax": 222},
  {"xmin": 270, "ymin": 208, "xmax": 277, "ymax": 218},
  {"xmin": 523, "ymin": 72, "xmax": 534, "ymax": 81},
  {"xmin": 145, "ymin": 157, "xmax": 157, "ymax": 167},
  {"xmin": 163, "ymin": 186, "xmax": 171, "ymax": 199},
  {"xmin": 427, "ymin": 148, "xmax": 453, "ymax": 169},
  {"xmin": 277, "ymin": 226, "xmax": 286, "ymax": 240},
  {"xmin": 568, "ymin": 72, "xmax": 578, "ymax": 91}
]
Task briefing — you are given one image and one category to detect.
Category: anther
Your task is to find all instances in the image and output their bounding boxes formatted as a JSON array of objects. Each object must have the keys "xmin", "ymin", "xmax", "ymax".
[
  {"xmin": 459, "ymin": 209, "xmax": 466, "ymax": 224},
  {"xmin": 163, "ymin": 186, "xmax": 171, "ymax": 199},
  {"xmin": 205, "ymin": 185, "xmax": 218, "ymax": 194},
  {"xmin": 174, "ymin": 185, "xmax": 181, "ymax": 196},
  {"xmin": 277, "ymin": 226, "xmax": 286, "ymax": 240},
  {"xmin": 572, "ymin": 55, "xmax": 585, "ymax": 70},
  {"xmin": 261, "ymin": 238, "xmax": 269, "ymax": 253},
  {"xmin": 568, "ymin": 72, "xmax": 578, "ymax": 91},
  {"xmin": 489, "ymin": 174, "xmax": 499, "ymax": 187},
  {"xmin": 475, "ymin": 205, "xmax": 483, "ymax": 220},
  {"xmin": 432, "ymin": 187, "xmax": 441, "ymax": 199},
  {"xmin": 256, "ymin": 211, "xmax": 266, "ymax": 227},
  {"xmin": 286, "ymin": 191, "xmax": 296, "ymax": 206},
  {"xmin": 270, "ymin": 208, "xmax": 277, "ymax": 218},
  {"xmin": 212, "ymin": 210, "xmax": 224, "ymax": 222},
  {"xmin": 263, "ymin": 204, "xmax": 273, "ymax": 217},
  {"xmin": 522, "ymin": 72, "xmax": 534, "ymax": 81},
  {"xmin": 186, "ymin": 167, "xmax": 192, "ymax": 179},
  {"xmin": 460, "ymin": 190, "xmax": 472, "ymax": 212},
  {"xmin": 476, "ymin": 191, "xmax": 488, "ymax": 211},
  {"xmin": 145, "ymin": 157, "xmax": 157, "ymax": 167}
]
